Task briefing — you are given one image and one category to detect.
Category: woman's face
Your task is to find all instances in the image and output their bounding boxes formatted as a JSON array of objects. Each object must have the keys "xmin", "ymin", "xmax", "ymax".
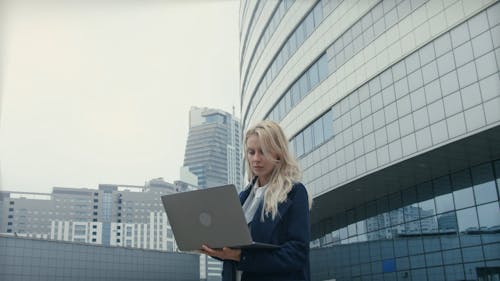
[{"xmin": 246, "ymin": 134, "xmax": 277, "ymax": 186}]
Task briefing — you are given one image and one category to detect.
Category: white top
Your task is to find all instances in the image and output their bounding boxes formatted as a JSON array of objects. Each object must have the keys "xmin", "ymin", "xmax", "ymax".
[{"xmin": 237, "ymin": 183, "xmax": 267, "ymax": 281}]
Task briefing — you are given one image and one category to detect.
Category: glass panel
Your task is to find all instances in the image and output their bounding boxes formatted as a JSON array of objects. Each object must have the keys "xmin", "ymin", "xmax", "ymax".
[
  {"xmin": 313, "ymin": 118, "xmax": 324, "ymax": 147},
  {"xmin": 309, "ymin": 62, "xmax": 320, "ymax": 88},
  {"xmin": 419, "ymin": 198, "xmax": 436, "ymax": 218},
  {"xmin": 303, "ymin": 126, "xmax": 313, "ymax": 154},
  {"xmin": 434, "ymin": 175, "xmax": 452, "ymax": 195},
  {"xmin": 291, "ymin": 83, "xmax": 300, "ymax": 106},
  {"xmin": 405, "ymin": 220, "xmax": 421, "ymax": 235},
  {"xmin": 454, "ymin": 187, "xmax": 475, "ymax": 209},
  {"xmin": 318, "ymin": 54, "xmax": 329, "ymax": 81},
  {"xmin": 299, "ymin": 75, "xmax": 309, "ymax": 98},
  {"xmin": 278, "ymin": 98, "xmax": 285, "ymax": 120},
  {"xmin": 476, "ymin": 202, "xmax": 500, "ymax": 229},
  {"xmin": 305, "ymin": 12, "xmax": 314, "ymax": 37},
  {"xmin": 357, "ymin": 220, "xmax": 367, "ymax": 235},
  {"xmin": 437, "ymin": 211, "xmax": 458, "ymax": 233},
  {"xmin": 471, "ymin": 163, "xmax": 498, "ymax": 204},
  {"xmin": 421, "ymin": 216, "xmax": 438, "ymax": 234},
  {"xmin": 402, "ymin": 186, "xmax": 419, "ymax": 222},
  {"xmin": 313, "ymin": 2, "xmax": 323, "ymax": 27},
  {"xmin": 435, "ymin": 193, "xmax": 454, "ymax": 214},
  {"xmin": 295, "ymin": 133, "xmax": 304, "ymax": 157},
  {"xmin": 323, "ymin": 109, "xmax": 334, "ymax": 139},
  {"xmin": 451, "ymin": 169, "xmax": 472, "ymax": 191},
  {"xmin": 284, "ymin": 92, "xmax": 291, "ymax": 114},
  {"xmin": 339, "ymin": 227, "xmax": 348, "ymax": 240},
  {"xmin": 456, "ymin": 207, "xmax": 479, "ymax": 233}
]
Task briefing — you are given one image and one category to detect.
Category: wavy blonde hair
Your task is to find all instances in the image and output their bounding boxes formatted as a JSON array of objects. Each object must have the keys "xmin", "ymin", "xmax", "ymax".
[{"xmin": 244, "ymin": 120, "xmax": 312, "ymax": 220}]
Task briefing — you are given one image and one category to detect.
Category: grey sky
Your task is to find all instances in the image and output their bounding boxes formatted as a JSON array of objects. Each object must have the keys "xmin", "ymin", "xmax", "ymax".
[{"xmin": 0, "ymin": 0, "xmax": 240, "ymax": 193}]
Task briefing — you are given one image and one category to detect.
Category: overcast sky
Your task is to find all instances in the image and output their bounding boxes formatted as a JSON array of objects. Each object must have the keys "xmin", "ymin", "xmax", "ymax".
[{"xmin": 0, "ymin": 0, "xmax": 240, "ymax": 193}]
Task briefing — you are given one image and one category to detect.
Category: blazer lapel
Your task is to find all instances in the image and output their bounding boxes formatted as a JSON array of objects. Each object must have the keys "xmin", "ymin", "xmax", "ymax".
[{"xmin": 250, "ymin": 197, "xmax": 293, "ymax": 242}]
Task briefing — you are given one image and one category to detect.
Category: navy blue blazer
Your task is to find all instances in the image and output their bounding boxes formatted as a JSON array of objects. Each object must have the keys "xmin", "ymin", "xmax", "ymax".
[{"xmin": 222, "ymin": 180, "xmax": 311, "ymax": 281}]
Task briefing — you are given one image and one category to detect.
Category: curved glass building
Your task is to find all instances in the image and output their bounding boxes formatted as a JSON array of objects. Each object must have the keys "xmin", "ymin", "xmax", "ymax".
[{"xmin": 240, "ymin": 0, "xmax": 500, "ymax": 280}]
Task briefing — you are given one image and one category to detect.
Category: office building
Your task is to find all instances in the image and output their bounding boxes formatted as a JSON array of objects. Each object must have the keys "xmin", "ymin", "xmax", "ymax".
[
  {"xmin": 183, "ymin": 106, "xmax": 242, "ymax": 280},
  {"xmin": 0, "ymin": 178, "xmax": 195, "ymax": 252},
  {"xmin": 240, "ymin": 0, "xmax": 500, "ymax": 280},
  {"xmin": 183, "ymin": 106, "xmax": 242, "ymax": 190}
]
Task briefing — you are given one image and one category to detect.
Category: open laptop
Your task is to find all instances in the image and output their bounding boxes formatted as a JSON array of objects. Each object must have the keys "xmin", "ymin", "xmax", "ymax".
[{"xmin": 161, "ymin": 184, "xmax": 279, "ymax": 252}]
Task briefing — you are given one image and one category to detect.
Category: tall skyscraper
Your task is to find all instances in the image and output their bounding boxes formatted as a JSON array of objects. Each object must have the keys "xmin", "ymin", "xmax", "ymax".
[
  {"xmin": 240, "ymin": 0, "xmax": 500, "ymax": 280},
  {"xmin": 183, "ymin": 106, "xmax": 242, "ymax": 189},
  {"xmin": 182, "ymin": 106, "xmax": 242, "ymax": 281}
]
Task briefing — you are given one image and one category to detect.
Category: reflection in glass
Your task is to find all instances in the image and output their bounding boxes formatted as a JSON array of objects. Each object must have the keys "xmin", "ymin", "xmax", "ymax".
[
  {"xmin": 453, "ymin": 187, "xmax": 475, "ymax": 209},
  {"xmin": 404, "ymin": 221, "xmax": 421, "ymax": 235},
  {"xmin": 437, "ymin": 212, "xmax": 458, "ymax": 233},
  {"xmin": 456, "ymin": 207, "xmax": 479, "ymax": 232},
  {"xmin": 471, "ymin": 160, "xmax": 498, "ymax": 206},
  {"xmin": 419, "ymin": 199, "xmax": 435, "ymax": 218},
  {"xmin": 435, "ymin": 193, "xmax": 454, "ymax": 214},
  {"xmin": 390, "ymin": 209, "xmax": 403, "ymax": 226},
  {"xmin": 477, "ymin": 202, "xmax": 500, "ymax": 229},
  {"xmin": 357, "ymin": 220, "xmax": 367, "ymax": 235},
  {"xmin": 421, "ymin": 216, "xmax": 438, "ymax": 234},
  {"xmin": 339, "ymin": 227, "xmax": 348, "ymax": 240},
  {"xmin": 473, "ymin": 180, "xmax": 497, "ymax": 205}
]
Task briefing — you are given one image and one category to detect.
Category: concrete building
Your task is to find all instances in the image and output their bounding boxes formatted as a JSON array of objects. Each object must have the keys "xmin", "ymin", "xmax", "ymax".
[
  {"xmin": 0, "ymin": 178, "xmax": 195, "ymax": 253},
  {"xmin": 240, "ymin": 0, "xmax": 500, "ymax": 280}
]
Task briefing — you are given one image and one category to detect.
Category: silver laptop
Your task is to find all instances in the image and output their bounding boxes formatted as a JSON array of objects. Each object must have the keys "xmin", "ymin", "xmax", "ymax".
[{"xmin": 161, "ymin": 184, "xmax": 279, "ymax": 251}]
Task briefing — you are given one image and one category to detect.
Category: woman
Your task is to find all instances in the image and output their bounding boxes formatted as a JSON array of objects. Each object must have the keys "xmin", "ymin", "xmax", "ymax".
[{"xmin": 201, "ymin": 120, "xmax": 312, "ymax": 281}]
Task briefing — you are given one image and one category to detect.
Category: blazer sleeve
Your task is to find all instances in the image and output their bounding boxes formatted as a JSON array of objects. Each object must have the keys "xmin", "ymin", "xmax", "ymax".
[{"xmin": 236, "ymin": 183, "xmax": 310, "ymax": 273}]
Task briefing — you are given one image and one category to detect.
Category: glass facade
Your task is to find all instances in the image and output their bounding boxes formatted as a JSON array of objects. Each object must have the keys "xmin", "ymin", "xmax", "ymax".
[
  {"xmin": 0, "ymin": 235, "xmax": 199, "ymax": 281},
  {"xmin": 310, "ymin": 159, "xmax": 500, "ymax": 281},
  {"xmin": 240, "ymin": 0, "xmax": 500, "ymax": 280}
]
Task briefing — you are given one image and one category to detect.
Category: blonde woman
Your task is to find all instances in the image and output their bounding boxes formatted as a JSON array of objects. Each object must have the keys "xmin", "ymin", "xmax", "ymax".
[{"xmin": 201, "ymin": 120, "xmax": 312, "ymax": 281}]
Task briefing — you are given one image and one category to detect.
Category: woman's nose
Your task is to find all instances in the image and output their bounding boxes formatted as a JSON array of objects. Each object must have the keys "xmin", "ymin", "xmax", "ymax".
[{"xmin": 252, "ymin": 152, "xmax": 261, "ymax": 161}]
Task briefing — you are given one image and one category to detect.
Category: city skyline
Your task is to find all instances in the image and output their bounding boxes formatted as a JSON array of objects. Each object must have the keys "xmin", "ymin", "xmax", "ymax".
[{"xmin": 0, "ymin": 0, "xmax": 240, "ymax": 194}]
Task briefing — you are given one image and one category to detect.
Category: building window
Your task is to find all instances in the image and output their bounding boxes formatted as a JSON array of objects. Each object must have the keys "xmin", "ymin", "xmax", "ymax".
[
  {"xmin": 93, "ymin": 218, "xmax": 97, "ymax": 222},
  {"xmin": 116, "ymin": 239, "xmax": 120, "ymax": 243},
  {"xmin": 93, "ymin": 199, "xmax": 98, "ymax": 203},
  {"xmin": 9, "ymin": 201, "xmax": 14, "ymax": 205},
  {"xmin": 93, "ymin": 212, "xmax": 98, "ymax": 216},
  {"xmin": 92, "ymin": 238, "xmax": 96, "ymax": 242}
]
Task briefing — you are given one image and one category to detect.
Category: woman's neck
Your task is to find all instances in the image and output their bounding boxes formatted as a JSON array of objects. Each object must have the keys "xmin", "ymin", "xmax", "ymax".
[{"xmin": 257, "ymin": 176, "xmax": 269, "ymax": 187}]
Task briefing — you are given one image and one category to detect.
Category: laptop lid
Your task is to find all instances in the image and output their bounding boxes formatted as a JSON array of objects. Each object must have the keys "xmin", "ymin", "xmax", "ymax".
[{"xmin": 161, "ymin": 184, "xmax": 278, "ymax": 251}]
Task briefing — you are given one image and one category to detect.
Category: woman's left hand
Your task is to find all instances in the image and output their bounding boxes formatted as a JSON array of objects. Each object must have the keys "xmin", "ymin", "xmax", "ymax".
[{"xmin": 200, "ymin": 245, "xmax": 241, "ymax": 261}]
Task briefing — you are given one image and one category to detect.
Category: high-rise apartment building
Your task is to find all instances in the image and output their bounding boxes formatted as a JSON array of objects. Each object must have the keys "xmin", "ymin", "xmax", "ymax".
[
  {"xmin": 183, "ymin": 106, "xmax": 242, "ymax": 190},
  {"xmin": 240, "ymin": 0, "xmax": 500, "ymax": 280},
  {"xmin": 0, "ymin": 178, "xmax": 195, "ymax": 252}
]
